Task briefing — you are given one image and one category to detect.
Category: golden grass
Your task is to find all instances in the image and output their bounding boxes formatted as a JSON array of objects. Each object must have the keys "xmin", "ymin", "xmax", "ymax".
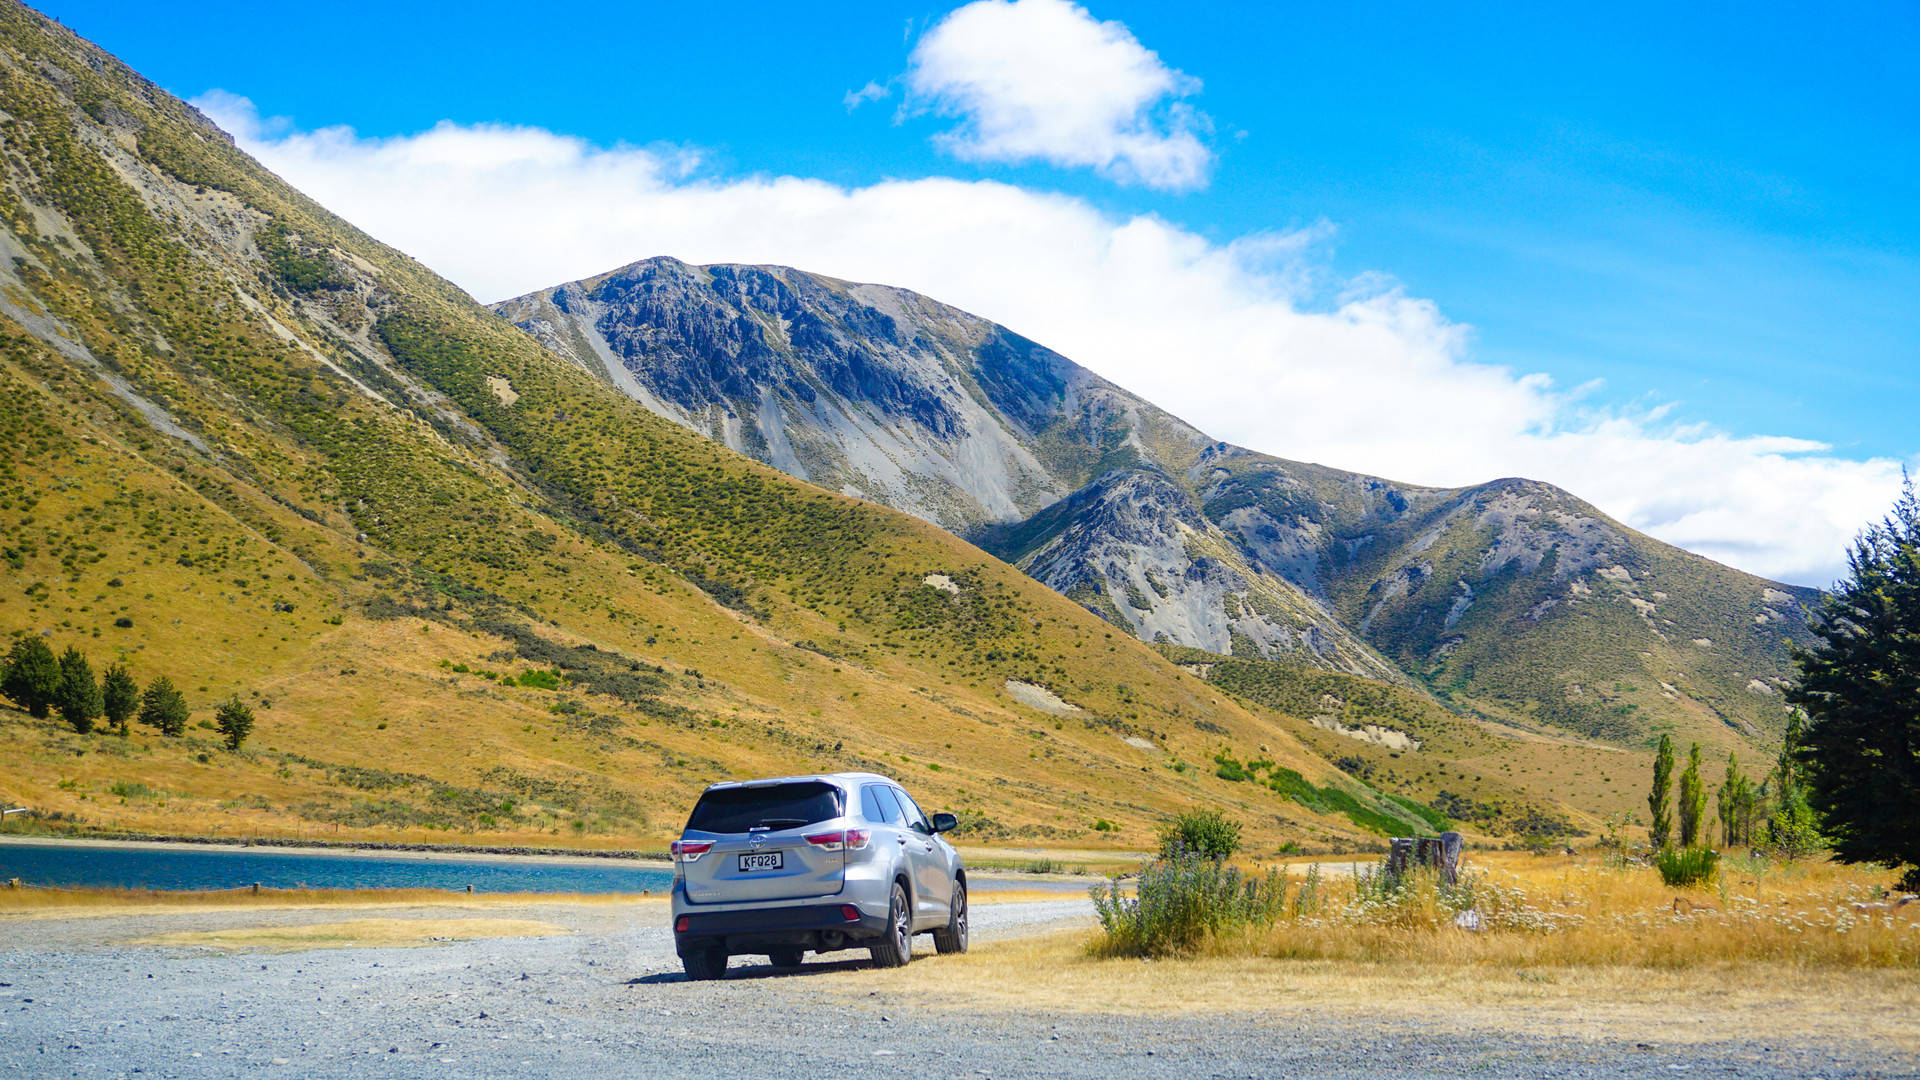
[
  {"xmin": 127, "ymin": 917, "xmax": 569, "ymax": 953},
  {"xmin": 840, "ymin": 929, "xmax": 1920, "ymax": 1049},
  {"xmin": 0, "ymin": 883, "xmax": 662, "ymax": 918},
  {"xmin": 1100, "ymin": 851, "xmax": 1920, "ymax": 969}
]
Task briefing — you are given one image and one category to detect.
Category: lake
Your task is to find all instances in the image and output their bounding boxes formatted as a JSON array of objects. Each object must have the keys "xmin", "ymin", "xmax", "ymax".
[{"xmin": 0, "ymin": 839, "xmax": 675, "ymax": 894}]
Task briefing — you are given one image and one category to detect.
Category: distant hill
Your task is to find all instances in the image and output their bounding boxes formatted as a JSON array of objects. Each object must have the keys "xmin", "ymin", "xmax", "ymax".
[
  {"xmin": 0, "ymin": 0, "xmax": 1443, "ymax": 854},
  {"xmin": 498, "ymin": 260, "xmax": 1819, "ymax": 773}
]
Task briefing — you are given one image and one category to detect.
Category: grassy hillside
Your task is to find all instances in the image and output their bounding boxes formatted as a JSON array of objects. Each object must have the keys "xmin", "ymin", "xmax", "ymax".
[
  {"xmin": 1195, "ymin": 457, "xmax": 1816, "ymax": 760},
  {"xmin": 0, "ymin": 0, "xmax": 1437, "ymax": 854}
]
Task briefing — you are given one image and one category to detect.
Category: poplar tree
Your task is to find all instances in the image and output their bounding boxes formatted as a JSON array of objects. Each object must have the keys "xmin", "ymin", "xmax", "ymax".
[
  {"xmin": 1678, "ymin": 742, "xmax": 1706, "ymax": 848},
  {"xmin": 1648, "ymin": 733, "xmax": 1675, "ymax": 850},
  {"xmin": 1718, "ymin": 753, "xmax": 1755, "ymax": 848}
]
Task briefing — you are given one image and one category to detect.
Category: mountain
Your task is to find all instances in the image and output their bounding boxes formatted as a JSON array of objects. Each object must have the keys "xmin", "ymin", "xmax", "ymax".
[
  {"xmin": 498, "ymin": 260, "xmax": 1820, "ymax": 767},
  {"xmin": 0, "ymin": 0, "xmax": 1440, "ymax": 854},
  {"xmin": 496, "ymin": 259, "xmax": 1404, "ymax": 683}
]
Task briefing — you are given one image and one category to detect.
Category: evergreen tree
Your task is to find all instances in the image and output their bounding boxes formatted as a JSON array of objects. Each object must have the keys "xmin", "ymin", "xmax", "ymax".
[
  {"xmin": 101, "ymin": 664, "xmax": 139, "ymax": 735},
  {"xmin": 1788, "ymin": 475, "xmax": 1919, "ymax": 887},
  {"xmin": 137, "ymin": 675, "xmax": 189, "ymax": 737},
  {"xmin": 1678, "ymin": 742, "xmax": 1706, "ymax": 848},
  {"xmin": 53, "ymin": 646, "xmax": 102, "ymax": 734},
  {"xmin": 2, "ymin": 635, "xmax": 60, "ymax": 718},
  {"xmin": 1648, "ymin": 733, "xmax": 1675, "ymax": 850},
  {"xmin": 214, "ymin": 696, "xmax": 254, "ymax": 751}
]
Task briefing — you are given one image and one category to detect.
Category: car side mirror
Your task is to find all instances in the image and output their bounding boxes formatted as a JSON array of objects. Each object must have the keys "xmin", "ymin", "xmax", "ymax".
[{"xmin": 930, "ymin": 812, "xmax": 958, "ymax": 834}]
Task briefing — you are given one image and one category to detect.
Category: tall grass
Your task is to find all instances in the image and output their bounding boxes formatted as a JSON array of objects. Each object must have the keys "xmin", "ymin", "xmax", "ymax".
[
  {"xmin": 1090, "ymin": 848, "xmax": 1288, "ymax": 957},
  {"xmin": 1090, "ymin": 852, "xmax": 1920, "ymax": 969}
]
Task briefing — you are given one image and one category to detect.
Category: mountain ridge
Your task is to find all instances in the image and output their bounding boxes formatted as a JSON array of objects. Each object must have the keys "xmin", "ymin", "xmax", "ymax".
[
  {"xmin": 497, "ymin": 257, "xmax": 1820, "ymax": 760},
  {"xmin": 0, "ymin": 0, "xmax": 1460, "ymax": 854}
]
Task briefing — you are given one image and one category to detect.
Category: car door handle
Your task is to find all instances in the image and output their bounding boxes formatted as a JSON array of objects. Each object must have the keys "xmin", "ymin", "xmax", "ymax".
[
  {"xmin": 896, "ymin": 836, "xmax": 908, "ymax": 845},
  {"xmin": 923, "ymin": 844, "xmax": 935, "ymax": 852}
]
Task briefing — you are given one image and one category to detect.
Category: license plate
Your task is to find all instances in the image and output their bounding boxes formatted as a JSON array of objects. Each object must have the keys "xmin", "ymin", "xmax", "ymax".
[{"xmin": 738, "ymin": 851, "xmax": 784, "ymax": 872}]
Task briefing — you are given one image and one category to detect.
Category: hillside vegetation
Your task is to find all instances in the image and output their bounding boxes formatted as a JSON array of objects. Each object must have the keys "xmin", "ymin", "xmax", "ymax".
[
  {"xmin": 497, "ymin": 257, "xmax": 1817, "ymax": 783},
  {"xmin": 0, "ymin": 0, "xmax": 1437, "ymax": 853}
]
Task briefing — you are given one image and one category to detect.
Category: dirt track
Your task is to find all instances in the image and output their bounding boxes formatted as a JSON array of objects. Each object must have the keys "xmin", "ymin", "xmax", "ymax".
[{"xmin": 1, "ymin": 897, "xmax": 1912, "ymax": 1079}]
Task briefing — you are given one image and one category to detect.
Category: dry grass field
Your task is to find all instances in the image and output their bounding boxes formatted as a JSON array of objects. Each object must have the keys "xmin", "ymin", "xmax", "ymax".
[{"xmin": 836, "ymin": 852, "xmax": 1920, "ymax": 1048}]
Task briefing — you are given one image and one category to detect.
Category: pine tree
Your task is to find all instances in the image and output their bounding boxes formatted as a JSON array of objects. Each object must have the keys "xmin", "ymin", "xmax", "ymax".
[
  {"xmin": 101, "ymin": 664, "xmax": 139, "ymax": 735},
  {"xmin": 1678, "ymin": 742, "xmax": 1706, "ymax": 848},
  {"xmin": 137, "ymin": 675, "xmax": 189, "ymax": 737},
  {"xmin": 1788, "ymin": 475, "xmax": 1918, "ymax": 886},
  {"xmin": 2, "ymin": 635, "xmax": 61, "ymax": 718},
  {"xmin": 53, "ymin": 646, "xmax": 102, "ymax": 734},
  {"xmin": 214, "ymin": 696, "xmax": 254, "ymax": 751},
  {"xmin": 1648, "ymin": 733, "xmax": 1675, "ymax": 850}
]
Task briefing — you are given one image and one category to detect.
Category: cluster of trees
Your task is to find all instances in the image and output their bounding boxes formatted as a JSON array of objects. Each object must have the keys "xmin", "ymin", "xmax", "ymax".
[
  {"xmin": 1645, "ymin": 723, "xmax": 1823, "ymax": 859},
  {"xmin": 1638, "ymin": 476, "xmax": 1917, "ymax": 891},
  {"xmin": 1, "ymin": 637, "xmax": 253, "ymax": 750}
]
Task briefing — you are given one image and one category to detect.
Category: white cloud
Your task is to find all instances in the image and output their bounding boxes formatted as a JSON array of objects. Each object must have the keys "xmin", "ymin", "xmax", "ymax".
[
  {"xmin": 199, "ymin": 93, "xmax": 1908, "ymax": 587},
  {"xmin": 843, "ymin": 80, "xmax": 889, "ymax": 111},
  {"xmin": 902, "ymin": 0, "xmax": 1211, "ymax": 191}
]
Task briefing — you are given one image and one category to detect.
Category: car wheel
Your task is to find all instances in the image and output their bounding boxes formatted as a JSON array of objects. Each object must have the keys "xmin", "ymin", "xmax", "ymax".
[
  {"xmin": 768, "ymin": 947, "xmax": 804, "ymax": 969},
  {"xmin": 680, "ymin": 947, "xmax": 727, "ymax": 981},
  {"xmin": 933, "ymin": 879, "xmax": 968, "ymax": 954},
  {"xmin": 869, "ymin": 882, "xmax": 912, "ymax": 968}
]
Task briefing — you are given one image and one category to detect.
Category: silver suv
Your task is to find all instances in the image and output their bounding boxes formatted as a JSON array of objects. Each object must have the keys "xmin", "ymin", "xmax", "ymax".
[{"xmin": 669, "ymin": 772, "xmax": 967, "ymax": 980}]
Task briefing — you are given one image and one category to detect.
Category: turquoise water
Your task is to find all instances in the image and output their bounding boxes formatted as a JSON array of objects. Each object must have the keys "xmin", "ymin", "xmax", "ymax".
[{"xmin": 0, "ymin": 841, "xmax": 675, "ymax": 894}]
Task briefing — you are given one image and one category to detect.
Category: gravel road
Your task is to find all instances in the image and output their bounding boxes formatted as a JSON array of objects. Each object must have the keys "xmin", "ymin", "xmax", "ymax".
[{"xmin": 1, "ymin": 896, "xmax": 1910, "ymax": 1079}]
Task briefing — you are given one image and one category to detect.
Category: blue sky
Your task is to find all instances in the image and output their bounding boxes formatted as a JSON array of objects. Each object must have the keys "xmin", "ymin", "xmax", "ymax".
[{"xmin": 39, "ymin": 0, "xmax": 1920, "ymax": 582}]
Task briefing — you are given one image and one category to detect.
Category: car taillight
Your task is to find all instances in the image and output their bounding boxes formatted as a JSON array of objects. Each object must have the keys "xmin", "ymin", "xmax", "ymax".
[
  {"xmin": 675, "ymin": 915, "xmax": 690, "ymax": 932},
  {"xmin": 670, "ymin": 840, "xmax": 712, "ymax": 863},
  {"xmin": 804, "ymin": 828, "xmax": 869, "ymax": 852},
  {"xmin": 841, "ymin": 904, "xmax": 860, "ymax": 921}
]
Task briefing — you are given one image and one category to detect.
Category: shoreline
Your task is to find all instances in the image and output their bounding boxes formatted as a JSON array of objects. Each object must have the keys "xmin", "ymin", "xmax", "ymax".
[
  {"xmin": 0, "ymin": 832, "xmax": 669, "ymax": 868},
  {"xmin": 0, "ymin": 834, "xmax": 1092, "ymax": 890}
]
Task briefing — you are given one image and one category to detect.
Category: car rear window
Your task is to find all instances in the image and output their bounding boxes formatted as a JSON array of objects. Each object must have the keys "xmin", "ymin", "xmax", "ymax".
[{"xmin": 686, "ymin": 782, "xmax": 843, "ymax": 834}]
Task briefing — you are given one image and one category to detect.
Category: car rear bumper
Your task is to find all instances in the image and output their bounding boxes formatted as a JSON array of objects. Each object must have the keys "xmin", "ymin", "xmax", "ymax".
[{"xmin": 673, "ymin": 901, "xmax": 889, "ymax": 955}]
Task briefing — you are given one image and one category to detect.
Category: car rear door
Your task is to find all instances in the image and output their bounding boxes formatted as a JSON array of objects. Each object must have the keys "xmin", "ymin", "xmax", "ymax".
[
  {"xmin": 891, "ymin": 786, "xmax": 951, "ymax": 924},
  {"xmin": 679, "ymin": 781, "xmax": 848, "ymax": 904}
]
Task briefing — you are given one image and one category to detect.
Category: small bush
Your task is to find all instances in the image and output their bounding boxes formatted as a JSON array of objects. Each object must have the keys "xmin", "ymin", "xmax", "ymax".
[
  {"xmin": 1655, "ymin": 846, "xmax": 1721, "ymax": 888},
  {"xmin": 1090, "ymin": 847, "xmax": 1287, "ymax": 957},
  {"xmin": 1158, "ymin": 808, "xmax": 1242, "ymax": 860}
]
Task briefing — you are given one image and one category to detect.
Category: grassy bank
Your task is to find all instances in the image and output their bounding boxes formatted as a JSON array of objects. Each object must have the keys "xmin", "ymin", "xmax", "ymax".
[{"xmin": 1092, "ymin": 850, "xmax": 1920, "ymax": 968}]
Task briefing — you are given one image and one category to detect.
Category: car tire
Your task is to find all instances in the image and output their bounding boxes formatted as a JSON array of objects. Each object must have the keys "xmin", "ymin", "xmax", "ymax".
[
  {"xmin": 933, "ymin": 879, "xmax": 968, "ymax": 954},
  {"xmin": 680, "ymin": 947, "xmax": 727, "ymax": 981},
  {"xmin": 768, "ymin": 947, "xmax": 804, "ymax": 969},
  {"xmin": 868, "ymin": 882, "xmax": 912, "ymax": 968}
]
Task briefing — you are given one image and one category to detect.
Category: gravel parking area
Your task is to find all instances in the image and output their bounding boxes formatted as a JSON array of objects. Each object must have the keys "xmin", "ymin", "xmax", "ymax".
[{"xmin": 1, "ymin": 897, "xmax": 1911, "ymax": 1079}]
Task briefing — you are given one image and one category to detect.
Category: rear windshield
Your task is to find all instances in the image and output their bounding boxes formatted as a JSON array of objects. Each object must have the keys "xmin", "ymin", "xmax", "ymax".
[{"xmin": 686, "ymin": 782, "xmax": 843, "ymax": 834}]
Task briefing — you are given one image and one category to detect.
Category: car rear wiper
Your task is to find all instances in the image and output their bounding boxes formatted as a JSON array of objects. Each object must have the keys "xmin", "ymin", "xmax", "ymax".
[{"xmin": 756, "ymin": 817, "xmax": 808, "ymax": 830}]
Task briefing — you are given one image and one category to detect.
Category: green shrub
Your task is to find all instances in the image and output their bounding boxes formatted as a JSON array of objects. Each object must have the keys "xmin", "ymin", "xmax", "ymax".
[
  {"xmin": 1655, "ymin": 846, "xmax": 1720, "ymax": 888},
  {"xmin": 1158, "ymin": 808, "xmax": 1242, "ymax": 860},
  {"xmin": 1090, "ymin": 849, "xmax": 1287, "ymax": 956},
  {"xmin": 514, "ymin": 669, "xmax": 563, "ymax": 690}
]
